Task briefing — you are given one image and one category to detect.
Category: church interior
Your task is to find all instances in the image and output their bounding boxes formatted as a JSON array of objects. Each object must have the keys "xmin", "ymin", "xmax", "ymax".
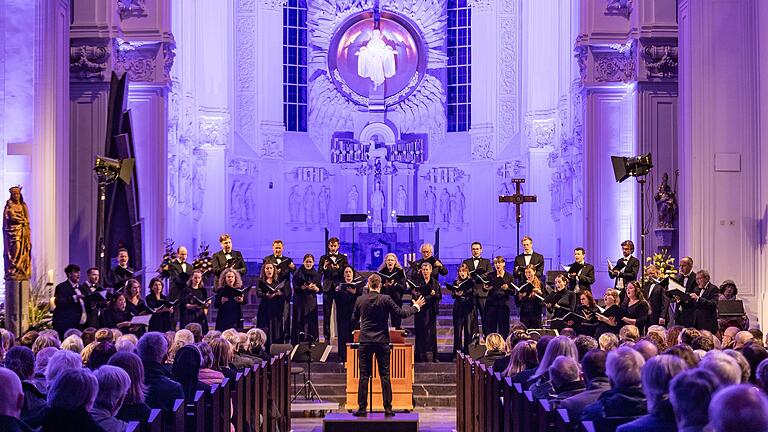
[{"xmin": 1, "ymin": 0, "xmax": 768, "ymax": 431}]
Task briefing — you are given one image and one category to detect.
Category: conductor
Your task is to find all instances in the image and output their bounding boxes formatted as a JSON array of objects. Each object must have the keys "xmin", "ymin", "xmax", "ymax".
[{"xmin": 351, "ymin": 274, "xmax": 426, "ymax": 417}]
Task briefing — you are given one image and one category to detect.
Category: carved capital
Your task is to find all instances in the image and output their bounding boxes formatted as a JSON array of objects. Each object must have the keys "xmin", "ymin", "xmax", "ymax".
[
  {"xmin": 115, "ymin": 39, "xmax": 160, "ymax": 83},
  {"xmin": 470, "ymin": 134, "xmax": 494, "ymax": 160},
  {"xmin": 524, "ymin": 117, "xmax": 556, "ymax": 148},
  {"xmin": 70, "ymin": 41, "xmax": 110, "ymax": 81},
  {"xmin": 594, "ymin": 48, "xmax": 636, "ymax": 83},
  {"xmin": 606, "ymin": 0, "xmax": 633, "ymax": 17},
  {"xmin": 641, "ymin": 43, "xmax": 678, "ymax": 80},
  {"xmin": 117, "ymin": 0, "xmax": 148, "ymax": 20}
]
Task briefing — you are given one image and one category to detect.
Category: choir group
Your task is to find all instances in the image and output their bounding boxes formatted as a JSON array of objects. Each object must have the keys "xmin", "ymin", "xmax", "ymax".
[{"xmin": 49, "ymin": 234, "xmax": 744, "ymax": 363}]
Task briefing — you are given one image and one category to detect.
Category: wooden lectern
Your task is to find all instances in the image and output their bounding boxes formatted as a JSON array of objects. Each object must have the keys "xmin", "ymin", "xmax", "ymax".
[{"xmin": 345, "ymin": 330, "xmax": 414, "ymax": 411}]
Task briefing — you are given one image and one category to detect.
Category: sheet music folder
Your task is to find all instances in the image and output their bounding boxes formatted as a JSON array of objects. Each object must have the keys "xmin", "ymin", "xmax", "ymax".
[
  {"xmin": 717, "ymin": 300, "xmax": 745, "ymax": 317},
  {"xmin": 396, "ymin": 215, "xmax": 429, "ymax": 223},
  {"xmin": 339, "ymin": 214, "xmax": 368, "ymax": 222}
]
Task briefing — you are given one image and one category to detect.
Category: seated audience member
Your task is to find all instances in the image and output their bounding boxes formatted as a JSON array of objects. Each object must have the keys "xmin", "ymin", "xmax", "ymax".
[
  {"xmin": 210, "ymin": 337, "xmax": 237, "ymax": 380},
  {"xmin": 502, "ymin": 340, "xmax": 538, "ymax": 379},
  {"xmin": 41, "ymin": 368, "xmax": 102, "ymax": 432},
  {"xmin": 0, "ymin": 328, "xmax": 16, "ymax": 362},
  {"xmin": 0, "ymin": 368, "xmax": 34, "ymax": 432},
  {"xmin": 549, "ymin": 356, "xmax": 585, "ymax": 403},
  {"xmin": 723, "ymin": 349, "xmax": 751, "ymax": 384},
  {"xmin": 663, "ymin": 344, "xmax": 699, "ymax": 368},
  {"xmin": 691, "ymin": 335, "xmax": 714, "ymax": 352},
  {"xmin": 748, "ymin": 328, "xmax": 764, "ymax": 347},
  {"xmin": 167, "ymin": 329, "xmax": 195, "ymax": 363},
  {"xmin": 678, "ymin": 328, "xmax": 701, "ymax": 346},
  {"xmin": 91, "ymin": 366, "xmax": 130, "ymax": 432},
  {"xmin": 88, "ymin": 341, "xmax": 117, "ymax": 370},
  {"xmin": 202, "ymin": 330, "xmax": 222, "ymax": 345},
  {"xmin": 632, "ymin": 339, "xmax": 658, "ymax": 360},
  {"xmin": 491, "ymin": 332, "xmax": 516, "ymax": 373},
  {"xmin": 185, "ymin": 323, "xmax": 203, "ymax": 343},
  {"xmin": 245, "ymin": 328, "xmax": 271, "ymax": 362},
  {"xmin": 734, "ymin": 330, "xmax": 755, "ymax": 349},
  {"xmin": 32, "ymin": 347, "xmax": 57, "ymax": 392},
  {"xmin": 514, "ymin": 336, "xmax": 549, "ymax": 387},
  {"xmin": 115, "ymin": 335, "xmax": 137, "ymax": 353},
  {"xmin": 757, "ymin": 358, "xmax": 768, "ymax": 392},
  {"xmin": 560, "ymin": 328, "xmax": 576, "ymax": 338},
  {"xmin": 61, "ymin": 335, "xmax": 84, "ymax": 353},
  {"xmin": 741, "ymin": 343, "xmax": 768, "ymax": 383},
  {"xmin": 561, "ymin": 349, "xmax": 609, "ymax": 421},
  {"xmin": 18, "ymin": 331, "xmax": 39, "ymax": 349},
  {"xmin": 721, "ymin": 326, "xmax": 740, "ymax": 348},
  {"xmin": 108, "ymin": 352, "xmax": 151, "ymax": 423},
  {"xmin": 643, "ymin": 332, "xmax": 666, "ymax": 351},
  {"xmin": 616, "ymin": 355, "xmax": 687, "ymax": 432},
  {"xmin": 581, "ymin": 346, "xmax": 647, "ymax": 430},
  {"xmin": 699, "ymin": 350, "xmax": 742, "ymax": 386},
  {"xmin": 44, "ymin": 350, "xmax": 82, "ymax": 389},
  {"xmin": 172, "ymin": 345, "xmax": 209, "ymax": 401},
  {"xmin": 529, "ymin": 336, "xmax": 578, "ymax": 399},
  {"xmin": 598, "ymin": 333, "xmax": 618, "ymax": 351},
  {"xmin": 197, "ymin": 342, "xmax": 225, "ymax": 385},
  {"xmin": 708, "ymin": 384, "xmax": 768, "ymax": 432},
  {"xmin": 618, "ymin": 325, "xmax": 639, "ymax": 343},
  {"xmin": 669, "ymin": 369, "xmax": 720, "ymax": 432},
  {"xmin": 574, "ymin": 335, "xmax": 598, "ymax": 360},
  {"xmin": 478, "ymin": 333, "xmax": 507, "ymax": 369},
  {"xmin": 136, "ymin": 332, "xmax": 184, "ymax": 411},
  {"xmin": 4, "ymin": 346, "xmax": 46, "ymax": 417},
  {"xmin": 81, "ymin": 328, "xmax": 97, "ymax": 347},
  {"xmin": 222, "ymin": 329, "xmax": 254, "ymax": 370},
  {"xmin": 31, "ymin": 334, "xmax": 59, "ymax": 355}
]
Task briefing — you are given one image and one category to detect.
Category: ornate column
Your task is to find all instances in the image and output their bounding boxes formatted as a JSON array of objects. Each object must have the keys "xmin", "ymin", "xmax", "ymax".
[
  {"xmin": 257, "ymin": 0, "xmax": 285, "ymax": 158},
  {"xmin": 679, "ymin": 0, "xmax": 763, "ymax": 321},
  {"xmin": 469, "ymin": 0, "xmax": 498, "ymax": 160}
]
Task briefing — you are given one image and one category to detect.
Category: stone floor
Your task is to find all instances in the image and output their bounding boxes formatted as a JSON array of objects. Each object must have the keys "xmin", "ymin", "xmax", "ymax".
[{"xmin": 290, "ymin": 407, "xmax": 456, "ymax": 432}]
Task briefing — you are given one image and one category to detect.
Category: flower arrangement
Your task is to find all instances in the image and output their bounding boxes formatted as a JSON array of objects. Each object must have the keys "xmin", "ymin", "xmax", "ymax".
[
  {"xmin": 193, "ymin": 242, "xmax": 213, "ymax": 276},
  {"xmin": 157, "ymin": 238, "xmax": 177, "ymax": 276},
  {"xmin": 645, "ymin": 251, "xmax": 678, "ymax": 279}
]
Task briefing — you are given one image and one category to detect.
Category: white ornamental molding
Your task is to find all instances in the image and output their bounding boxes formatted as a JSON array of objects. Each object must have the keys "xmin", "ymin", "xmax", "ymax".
[
  {"xmin": 593, "ymin": 42, "xmax": 636, "ymax": 83},
  {"xmin": 263, "ymin": 0, "xmax": 287, "ymax": 11},
  {"xmin": 228, "ymin": 158, "xmax": 258, "ymax": 176},
  {"xmin": 606, "ymin": 0, "xmax": 633, "ymax": 17},
  {"xmin": 261, "ymin": 131, "xmax": 284, "ymax": 159},
  {"xmin": 641, "ymin": 43, "xmax": 678, "ymax": 79},
  {"xmin": 115, "ymin": 39, "xmax": 161, "ymax": 83},
  {"xmin": 497, "ymin": 0, "xmax": 520, "ymax": 142},
  {"xmin": 239, "ymin": 0, "xmax": 257, "ymax": 13},
  {"xmin": 286, "ymin": 167, "xmax": 332, "ymax": 183},
  {"xmin": 198, "ymin": 112, "xmax": 232, "ymax": 147},
  {"xmin": 467, "ymin": 0, "xmax": 493, "ymax": 10},
  {"xmin": 420, "ymin": 167, "xmax": 467, "ymax": 184},
  {"xmin": 471, "ymin": 134, "xmax": 494, "ymax": 160},
  {"xmin": 70, "ymin": 42, "xmax": 110, "ymax": 80},
  {"xmin": 524, "ymin": 117, "xmax": 556, "ymax": 148},
  {"xmin": 117, "ymin": 0, "xmax": 147, "ymax": 20}
]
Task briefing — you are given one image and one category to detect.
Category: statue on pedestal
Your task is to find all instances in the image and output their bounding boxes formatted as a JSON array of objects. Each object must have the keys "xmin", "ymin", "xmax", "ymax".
[
  {"xmin": 654, "ymin": 172, "xmax": 677, "ymax": 228},
  {"xmin": 370, "ymin": 181, "xmax": 385, "ymax": 234},
  {"xmin": 396, "ymin": 185, "xmax": 408, "ymax": 216},
  {"xmin": 3, "ymin": 186, "xmax": 31, "ymax": 281}
]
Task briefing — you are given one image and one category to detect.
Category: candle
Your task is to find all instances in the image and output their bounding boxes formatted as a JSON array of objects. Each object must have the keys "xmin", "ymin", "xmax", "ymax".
[{"xmin": 47, "ymin": 269, "xmax": 54, "ymax": 284}]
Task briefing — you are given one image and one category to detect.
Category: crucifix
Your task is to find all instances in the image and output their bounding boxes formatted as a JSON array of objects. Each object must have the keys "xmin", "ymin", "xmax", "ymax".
[{"xmin": 498, "ymin": 178, "xmax": 537, "ymax": 255}]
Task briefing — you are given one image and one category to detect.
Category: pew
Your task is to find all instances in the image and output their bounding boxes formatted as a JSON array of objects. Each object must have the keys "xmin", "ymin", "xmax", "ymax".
[
  {"xmin": 491, "ymin": 372, "xmax": 503, "ymax": 431},
  {"xmin": 142, "ymin": 408, "xmax": 162, "ymax": 432},
  {"xmin": 511, "ymin": 383, "xmax": 525, "ymax": 432},
  {"xmin": 242, "ymin": 367, "xmax": 254, "ymax": 430},
  {"xmin": 473, "ymin": 363, "xmax": 486, "ymax": 431},
  {"xmin": 163, "ymin": 399, "xmax": 185, "ymax": 432},
  {"xmin": 126, "ymin": 421, "xmax": 140, "ymax": 432},
  {"xmin": 206, "ymin": 383, "xmax": 223, "ymax": 432},
  {"xmin": 456, "ymin": 354, "xmax": 465, "ymax": 432},
  {"xmin": 185, "ymin": 390, "xmax": 205, "ymax": 432},
  {"xmin": 556, "ymin": 408, "xmax": 572, "ymax": 432},
  {"xmin": 538, "ymin": 399, "xmax": 556, "ymax": 432},
  {"xmin": 521, "ymin": 391, "xmax": 538, "ymax": 432},
  {"xmin": 463, "ymin": 355, "xmax": 474, "ymax": 432},
  {"xmin": 502, "ymin": 377, "xmax": 514, "ymax": 432},
  {"xmin": 231, "ymin": 371, "xmax": 245, "ymax": 432},
  {"xmin": 254, "ymin": 362, "xmax": 267, "ymax": 432}
]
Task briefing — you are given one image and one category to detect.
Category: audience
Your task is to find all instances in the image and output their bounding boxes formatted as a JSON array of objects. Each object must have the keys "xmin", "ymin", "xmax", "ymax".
[
  {"xmin": 61, "ymin": 335, "xmax": 84, "ymax": 353},
  {"xmin": 478, "ymin": 333, "xmax": 507, "ymax": 369},
  {"xmin": 502, "ymin": 340, "xmax": 538, "ymax": 379},
  {"xmin": 548, "ymin": 356, "xmax": 585, "ymax": 402},
  {"xmin": 708, "ymin": 384, "xmax": 768, "ymax": 432},
  {"xmin": 108, "ymin": 352, "xmax": 151, "ymax": 422},
  {"xmin": 734, "ymin": 331, "xmax": 755, "ymax": 349},
  {"xmin": 598, "ymin": 333, "xmax": 618, "ymax": 351},
  {"xmin": 91, "ymin": 365, "xmax": 130, "ymax": 432},
  {"xmin": 699, "ymin": 350, "xmax": 742, "ymax": 386},
  {"xmin": 582, "ymin": 346, "xmax": 647, "ymax": 429},
  {"xmin": 0, "ymin": 368, "xmax": 32, "ymax": 432},
  {"xmin": 172, "ymin": 345, "xmax": 208, "ymax": 401},
  {"xmin": 245, "ymin": 328, "xmax": 272, "ymax": 362},
  {"xmin": 560, "ymin": 349, "xmax": 609, "ymax": 421},
  {"xmin": 670, "ymin": 368, "xmax": 720, "ymax": 432},
  {"xmin": 529, "ymin": 336, "xmax": 578, "ymax": 399},
  {"xmin": 197, "ymin": 342, "xmax": 225, "ymax": 385},
  {"xmin": 616, "ymin": 355, "xmax": 687, "ymax": 432},
  {"xmin": 4, "ymin": 346, "xmax": 45, "ymax": 418},
  {"xmin": 136, "ymin": 332, "xmax": 184, "ymax": 411},
  {"xmin": 41, "ymin": 368, "xmax": 102, "ymax": 432},
  {"xmin": 573, "ymin": 335, "xmax": 598, "ymax": 360}
]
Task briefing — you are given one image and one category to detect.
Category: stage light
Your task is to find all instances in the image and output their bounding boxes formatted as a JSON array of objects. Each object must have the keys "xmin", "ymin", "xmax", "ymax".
[
  {"xmin": 94, "ymin": 155, "xmax": 134, "ymax": 184},
  {"xmin": 611, "ymin": 153, "xmax": 653, "ymax": 183}
]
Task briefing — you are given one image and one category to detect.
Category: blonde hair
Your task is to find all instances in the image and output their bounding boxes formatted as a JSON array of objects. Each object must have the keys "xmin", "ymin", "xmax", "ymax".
[
  {"xmin": 377, "ymin": 253, "xmax": 403, "ymax": 271},
  {"xmin": 485, "ymin": 333, "xmax": 506, "ymax": 353},
  {"xmin": 246, "ymin": 328, "xmax": 267, "ymax": 352},
  {"xmin": 599, "ymin": 333, "xmax": 619, "ymax": 351},
  {"xmin": 218, "ymin": 268, "xmax": 244, "ymax": 290},
  {"xmin": 210, "ymin": 337, "xmax": 234, "ymax": 370},
  {"xmin": 168, "ymin": 330, "xmax": 195, "ymax": 362}
]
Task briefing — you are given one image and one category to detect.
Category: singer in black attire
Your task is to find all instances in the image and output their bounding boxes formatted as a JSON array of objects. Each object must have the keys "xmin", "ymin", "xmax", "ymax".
[
  {"xmin": 181, "ymin": 270, "xmax": 209, "ymax": 334},
  {"xmin": 291, "ymin": 254, "xmax": 321, "ymax": 344},
  {"xmin": 570, "ymin": 291, "xmax": 600, "ymax": 337},
  {"xmin": 351, "ymin": 274, "xmax": 425, "ymax": 417},
  {"xmin": 377, "ymin": 253, "xmax": 406, "ymax": 330},
  {"xmin": 595, "ymin": 289, "xmax": 625, "ymax": 338},
  {"xmin": 412, "ymin": 262, "xmax": 441, "ymax": 362},
  {"xmin": 483, "ymin": 256, "xmax": 515, "ymax": 339},
  {"xmin": 256, "ymin": 263, "xmax": 286, "ymax": 341},
  {"xmin": 215, "ymin": 268, "xmax": 247, "ymax": 331},
  {"xmin": 461, "ymin": 242, "xmax": 492, "ymax": 335},
  {"xmin": 101, "ymin": 293, "xmax": 133, "ymax": 331},
  {"xmin": 513, "ymin": 265, "xmax": 544, "ymax": 329},
  {"xmin": 318, "ymin": 237, "xmax": 348, "ymax": 342},
  {"xmin": 146, "ymin": 277, "xmax": 174, "ymax": 333},
  {"xmin": 336, "ymin": 266, "xmax": 362, "ymax": 362},
  {"xmin": 545, "ymin": 274, "xmax": 577, "ymax": 332},
  {"xmin": 263, "ymin": 239, "xmax": 296, "ymax": 342},
  {"xmin": 450, "ymin": 263, "xmax": 477, "ymax": 356}
]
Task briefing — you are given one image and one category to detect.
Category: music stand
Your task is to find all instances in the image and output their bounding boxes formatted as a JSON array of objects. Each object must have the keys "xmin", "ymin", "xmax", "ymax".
[
  {"xmin": 396, "ymin": 215, "xmax": 429, "ymax": 260},
  {"xmin": 290, "ymin": 340, "xmax": 331, "ymax": 402},
  {"xmin": 340, "ymin": 213, "xmax": 368, "ymax": 268}
]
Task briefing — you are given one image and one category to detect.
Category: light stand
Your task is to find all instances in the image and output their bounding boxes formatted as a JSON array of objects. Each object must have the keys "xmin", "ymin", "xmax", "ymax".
[{"xmin": 94, "ymin": 155, "xmax": 134, "ymax": 278}]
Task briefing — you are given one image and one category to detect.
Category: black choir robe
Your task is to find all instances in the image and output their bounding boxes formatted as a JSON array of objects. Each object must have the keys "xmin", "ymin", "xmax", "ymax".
[
  {"xmin": 181, "ymin": 285, "xmax": 210, "ymax": 334},
  {"xmin": 450, "ymin": 276, "xmax": 478, "ymax": 355},
  {"xmin": 608, "ymin": 255, "xmax": 640, "ymax": 289},
  {"xmin": 644, "ymin": 281, "xmax": 667, "ymax": 326},
  {"xmin": 318, "ymin": 253, "xmax": 348, "ymax": 340},
  {"xmin": 692, "ymin": 282, "xmax": 719, "ymax": 333},
  {"xmin": 673, "ymin": 272, "xmax": 698, "ymax": 327},
  {"xmin": 81, "ymin": 283, "xmax": 107, "ymax": 329},
  {"xmin": 623, "ymin": 300, "xmax": 650, "ymax": 334},
  {"xmin": 513, "ymin": 283, "xmax": 544, "ymax": 330},
  {"xmin": 574, "ymin": 305, "xmax": 600, "ymax": 336},
  {"xmin": 256, "ymin": 279, "xmax": 287, "ymax": 342},
  {"xmin": 484, "ymin": 272, "xmax": 515, "ymax": 338},
  {"xmin": 291, "ymin": 266, "xmax": 321, "ymax": 344},
  {"xmin": 146, "ymin": 294, "xmax": 174, "ymax": 332},
  {"xmin": 335, "ymin": 281, "xmax": 361, "ymax": 362},
  {"xmin": 108, "ymin": 265, "xmax": 135, "ymax": 290},
  {"xmin": 566, "ymin": 262, "xmax": 595, "ymax": 292},
  {"xmin": 377, "ymin": 267, "xmax": 406, "ymax": 329},
  {"xmin": 412, "ymin": 277, "xmax": 441, "ymax": 362},
  {"xmin": 101, "ymin": 307, "xmax": 132, "ymax": 330},
  {"xmin": 215, "ymin": 286, "xmax": 247, "ymax": 331},
  {"xmin": 165, "ymin": 260, "xmax": 193, "ymax": 302},
  {"xmin": 263, "ymin": 254, "xmax": 295, "ymax": 342},
  {"xmin": 52, "ymin": 281, "xmax": 85, "ymax": 338},
  {"xmin": 512, "ymin": 252, "xmax": 545, "ymax": 283},
  {"xmin": 212, "ymin": 250, "xmax": 247, "ymax": 287},
  {"xmin": 594, "ymin": 304, "xmax": 626, "ymax": 338},
  {"xmin": 545, "ymin": 288, "xmax": 577, "ymax": 332}
]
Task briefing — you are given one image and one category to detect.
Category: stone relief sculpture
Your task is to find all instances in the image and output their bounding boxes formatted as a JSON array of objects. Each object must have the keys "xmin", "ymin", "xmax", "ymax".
[
  {"xmin": 302, "ymin": 185, "xmax": 317, "ymax": 225},
  {"xmin": 396, "ymin": 185, "xmax": 408, "ymax": 216},
  {"xmin": 191, "ymin": 157, "xmax": 206, "ymax": 221},
  {"xmin": 347, "ymin": 185, "xmax": 359, "ymax": 213},
  {"xmin": 370, "ymin": 182, "xmax": 385, "ymax": 223},
  {"xmin": 243, "ymin": 183, "xmax": 256, "ymax": 228},
  {"xmin": 288, "ymin": 185, "xmax": 301, "ymax": 223},
  {"xmin": 424, "ymin": 185, "xmax": 437, "ymax": 225},
  {"xmin": 452, "ymin": 185, "xmax": 466, "ymax": 224},
  {"xmin": 439, "ymin": 187, "xmax": 451, "ymax": 224},
  {"xmin": 355, "ymin": 29, "xmax": 397, "ymax": 90},
  {"xmin": 3, "ymin": 186, "xmax": 31, "ymax": 281},
  {"xmin": 318, "ymin": 185, "xmax": 331, "ymax": 225},
  {"xmin": 499, "ymin": 182, "xmax": 510, "ymax": 224}
]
